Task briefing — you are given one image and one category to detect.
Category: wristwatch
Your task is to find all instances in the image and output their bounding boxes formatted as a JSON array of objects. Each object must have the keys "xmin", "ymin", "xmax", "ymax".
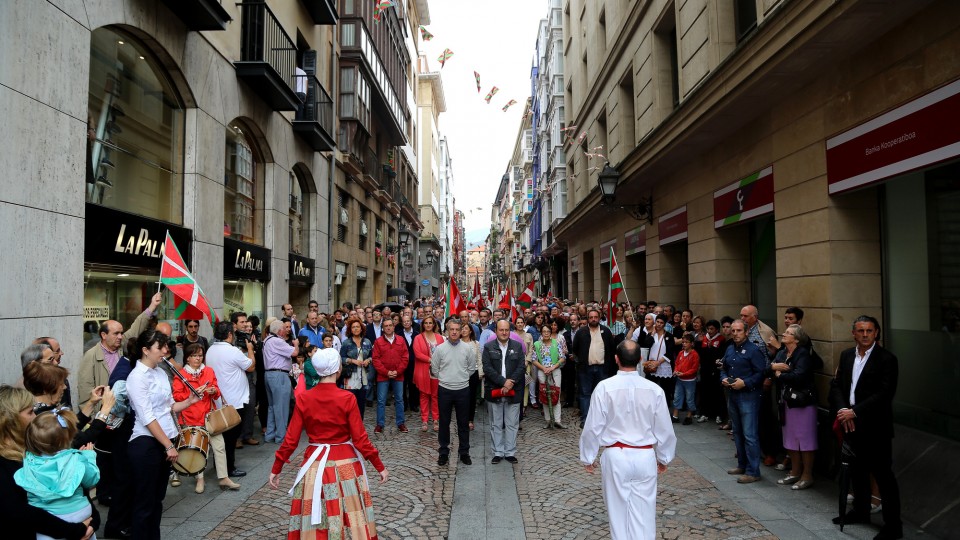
[{"xmin": 94, "ymin": 412, "xmax": 109, "ymax": 423}]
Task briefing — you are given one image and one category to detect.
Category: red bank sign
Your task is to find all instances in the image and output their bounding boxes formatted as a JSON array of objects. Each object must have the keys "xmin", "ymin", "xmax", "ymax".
[
  {"xmin": 826, "ymin": 78, "xmax": 960, "ymax": 194},
  {"xmin": 658, "ymin": 206, "xmax": 688, "ymax": 246}
]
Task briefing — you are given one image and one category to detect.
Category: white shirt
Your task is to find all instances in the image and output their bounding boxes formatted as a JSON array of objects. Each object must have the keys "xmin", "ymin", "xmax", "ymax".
[
  {"xmin": 850, "ymin": 343, "xmax": 876, "ymax": 406},
  {"xmin": 403, "ymin": 329, "xmax": 414, "ymax": 345},
  {"xmin": 499, "ymin": 340, "xmax": 509, "ymax": 378},
  {"xmin": 126, "ymin": 362, "xmax": 178, "ymax": 441},
  {"xmin": 579, "ymin": 371, "xmax": 677, "ymax": 466},
  {"xmin": 205, "ymin": 342, "xmax": 253, "ymax": 407},
  {"xmin": 383, "ymin": 334, "xmax": 395, "ymax": 344}
]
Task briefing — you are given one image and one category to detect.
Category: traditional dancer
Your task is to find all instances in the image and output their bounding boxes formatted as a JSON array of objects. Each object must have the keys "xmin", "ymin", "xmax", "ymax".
[
  {"xmin": 579, "ymin": 340, "xmax": 677, "ymax": 540},
  {"xmin": 270, "ymin": 348, "xmax": 388, "ymax": 540}
]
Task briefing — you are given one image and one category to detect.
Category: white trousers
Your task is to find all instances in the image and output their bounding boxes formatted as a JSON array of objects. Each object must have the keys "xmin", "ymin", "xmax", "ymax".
[
  {"xmin": 536, "ymin": 368, "xmax": 562, "ymax": 424},
  {"xmin": 600, "ymin": 446, "xmax": 658, "ymax": 540},
  {"xmin": 527, "ymin": 364, "xmax": 538, "ymax": 405},
  {"xmin": 208, "ymin": 432, "xmax": 229, "ymax": 479}
]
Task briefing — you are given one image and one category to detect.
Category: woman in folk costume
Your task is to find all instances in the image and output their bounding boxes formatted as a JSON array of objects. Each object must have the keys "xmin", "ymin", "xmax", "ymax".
[{"xmin": 270, "ymin": 347, "xmax": 389, "ymax": 540}]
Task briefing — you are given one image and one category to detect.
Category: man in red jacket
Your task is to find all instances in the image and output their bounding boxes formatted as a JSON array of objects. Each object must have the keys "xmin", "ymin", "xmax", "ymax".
[{"xmin": 373, "ymin": 319, "xmax": 410, "ymax": 433}]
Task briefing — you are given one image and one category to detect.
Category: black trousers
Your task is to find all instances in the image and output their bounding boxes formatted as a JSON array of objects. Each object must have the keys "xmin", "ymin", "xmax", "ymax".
[
  {"xmin": 561, "ymin": 360, "xmax": 577, "ymax": 406},
  {"xmin": 222, "ymin": 406, "xmax": 244, "ymax": 472},
  {"xmin": 851, "ymin": 436, "xmax": 902, "ymax": 530},
  {"xmin": 404, "ymin": 357, "xmax": 419, "ymax": 412},
  {"xmin": 241, "ymin": 372, "xmax": 257, "ymax": 440},
  {"xmin": 438, "ymin": 386, "xmax": 471, "ymax": 457},
  {"xmin": 759, "ymin": 387, "xmax": 783, "ymax": 458},
  {"xmin": 650, "ymin": 375, "xmax": 675, "ymax": 410},
  {"xmin": 467, "ymin": 371, "xmax": 481, "ymax": 422},
  {"xmin": 350, "ymin": 389, "xmax": 367, "ymax": 419},
  {"xmin": 104, "ymin": 419, "xmax": 134, "ymax": 535},
  {"xmin": 127, "ymin": 436, "xmax": 170, "ymax": 540}
]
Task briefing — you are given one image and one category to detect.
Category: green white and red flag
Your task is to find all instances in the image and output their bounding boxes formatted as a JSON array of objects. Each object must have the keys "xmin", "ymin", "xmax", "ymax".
[
  {"xmin": 160, "ymin": 232, "xmax": 218, "ymax": 324},
  {"xmin": 608, "ymin": 246, "xmax": 624, "ymax": 323},
  {"xmin": 516, "ymin": 279, "xmax": 536, "ymax": 311}
]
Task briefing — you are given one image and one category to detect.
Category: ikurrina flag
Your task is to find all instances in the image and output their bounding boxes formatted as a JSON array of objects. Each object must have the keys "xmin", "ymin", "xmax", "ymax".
[
  {"xmin": 474, "ymin": 71, "xmax": 481, "ymax": 93},
  {"xmin": 502, "ymin": 99, "xmax": 517, "ymax": 112},
  {"xmin": 419, "ymin": 25, "xmax": 434, "ymax": 41},
  {"xmin": 608, "ymin": 246, "xmax": 624, "ymax": 324},
  {"xmin": 160, "ymin": 232, "xmax": 218, "ymax": 324},
  {"xmin": 516, "ymin": 279, "xmax": 536, "ymax": 310},
  {"xmin": 437, "ymin": 48, "xmax": 454, "ymax": 68},
  {"xmin": 373, "ymin": 0, "xmax": 394, "ymax": 22},
  {"xmin": 484, "ymin": 86, "xmax": 499, "ymax": 103}
]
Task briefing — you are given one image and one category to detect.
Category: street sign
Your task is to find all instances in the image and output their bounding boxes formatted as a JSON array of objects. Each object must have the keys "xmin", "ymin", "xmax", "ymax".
[{"xmin": 421, "ymin": 279, "xmax": 430, "ymax": 286}]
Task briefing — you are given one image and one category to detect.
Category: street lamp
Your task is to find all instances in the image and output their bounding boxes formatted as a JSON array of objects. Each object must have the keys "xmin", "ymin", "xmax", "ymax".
[{"xmin": 597, "ymin": 162, "xmax": 653, "ymax": 223}]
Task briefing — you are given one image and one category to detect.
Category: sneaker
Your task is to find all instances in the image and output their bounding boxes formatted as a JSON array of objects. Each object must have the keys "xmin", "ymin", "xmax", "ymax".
[
  {"xmin": 696, "ymin": 415, "xmax": 708, "ymax": 423},
  {"xmin": 374, "ymin": 425, "xmax": 384, "ymax": 433},
  {"xmin": 716, "ymin": 416, "xmax": 723, "ymax": 424},
  {"xmin": 397, "ymin": 424, "xmax": 409, "ymax": 433},
  {"xmin": 671, "ymin": 416, "xmax": 679, "ymax": 423},
  {"xmin": 169, "ymin": 473, "xmax": 181, "ymax": 487}
]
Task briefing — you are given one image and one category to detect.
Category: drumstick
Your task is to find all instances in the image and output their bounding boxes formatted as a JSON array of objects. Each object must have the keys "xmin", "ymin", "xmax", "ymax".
[{"xmin": 162, "ymin": 357, "xmax": 204, "ymax": 400}]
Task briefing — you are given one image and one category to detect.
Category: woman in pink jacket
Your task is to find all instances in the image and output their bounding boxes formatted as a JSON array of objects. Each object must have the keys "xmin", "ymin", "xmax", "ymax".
[{"xmin": 412, "ymin": 316, "xmax": 444, "ymax": 432}]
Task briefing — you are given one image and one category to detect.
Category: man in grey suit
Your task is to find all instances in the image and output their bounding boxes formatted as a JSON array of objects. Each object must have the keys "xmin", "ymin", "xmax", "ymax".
[{"xmin": 482, "ymin": 320, "xmax": 526, "ymax": 464}]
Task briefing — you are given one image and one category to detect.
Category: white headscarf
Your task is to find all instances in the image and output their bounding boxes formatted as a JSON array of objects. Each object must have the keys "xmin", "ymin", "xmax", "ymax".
[{"xmin": 310, "ymin": 347, "xmax": 341, "ymax": 378}]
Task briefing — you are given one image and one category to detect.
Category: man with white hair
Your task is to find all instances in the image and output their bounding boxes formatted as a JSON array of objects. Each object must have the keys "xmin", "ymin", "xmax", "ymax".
[{"xmin": 262, "ymin": 319, "xmax": 299, "ymax": 444}]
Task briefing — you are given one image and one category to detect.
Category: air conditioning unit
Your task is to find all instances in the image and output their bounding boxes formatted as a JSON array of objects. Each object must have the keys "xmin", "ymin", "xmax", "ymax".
[
  {"xmin": 360, "ymin": 221, "xmax": 368, "ymax": 236},
  {"xmin": 334, "ymin": 273, "xmax": 344, "ymax": 285},
  {"xmin": 339, "ymin": 208, "xmax": 349, "ymax": 225}
]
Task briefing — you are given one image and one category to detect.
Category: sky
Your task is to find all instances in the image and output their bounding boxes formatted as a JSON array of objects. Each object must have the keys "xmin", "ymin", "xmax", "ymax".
[{"xmin": 416, "ymin": 0, "xmax": 547, "ymax": 248}]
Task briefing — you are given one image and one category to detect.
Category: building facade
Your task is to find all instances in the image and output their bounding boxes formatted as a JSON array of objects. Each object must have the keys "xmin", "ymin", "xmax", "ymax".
[
  {"xmin": 415, "ymin": 55, "xmax": 446, "ymax": 297},
  {"xmin": 556, "ymin": 0, "xmax": 960, "ymax": 534},
  {"xmin": 1, "ymin": 0, "xmax": 342, "ymax": 385}
]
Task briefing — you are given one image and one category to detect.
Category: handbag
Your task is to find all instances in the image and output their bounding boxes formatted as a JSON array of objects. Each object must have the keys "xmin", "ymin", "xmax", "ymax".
[
  {"xmin": 205, "ymin": 398, "xmax": 241, "ymax": 435},
  {"xmin": 783, "ymin": 386, "xmax": 814, "ymax": 408},
  {"xmin": 538, "ymin": 384, "xmax": 561, "ymax": 406}
]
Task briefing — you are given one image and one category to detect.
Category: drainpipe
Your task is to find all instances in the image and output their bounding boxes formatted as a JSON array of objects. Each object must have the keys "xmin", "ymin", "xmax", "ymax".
[{"xmin": 327, "ymin": 30, "xmax": 338, "ymax": 312}]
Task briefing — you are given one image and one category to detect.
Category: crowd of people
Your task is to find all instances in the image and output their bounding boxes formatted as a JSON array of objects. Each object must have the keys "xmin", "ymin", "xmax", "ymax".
[{"xmin": 0, "ymin": 292, "xmax": 902, "ymax": 540}]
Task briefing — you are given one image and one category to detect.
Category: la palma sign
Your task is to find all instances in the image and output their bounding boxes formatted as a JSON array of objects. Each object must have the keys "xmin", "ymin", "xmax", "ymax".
[
  {"xmin": 289, "ymin": 253, "xmax": 315, "ymax": 285},
  {"xmin": 224, "ymin": 238, "xmax": 271, "ymax": 282},
  {"xmin": 85, "ymin": 204, "xmax": 192, "ymax": 269}
]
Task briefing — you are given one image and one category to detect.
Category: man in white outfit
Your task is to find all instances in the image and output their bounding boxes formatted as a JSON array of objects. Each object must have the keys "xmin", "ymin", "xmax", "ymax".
[{"xmin": 579, "ymin": 339, "xmax": 677, "ymax": 540}]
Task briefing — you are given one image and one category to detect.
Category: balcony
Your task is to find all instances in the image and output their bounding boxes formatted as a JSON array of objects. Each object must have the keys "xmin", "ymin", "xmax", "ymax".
[
  {"xmin": 161, "ymin": 0, "xmax": 230, "ymax": 30},
  {"xmin": 292, "ymin": 73, "xmax": 335, "ymax": 151},
  {"xmin": 234, "ymin": 2, "xmax": 300, "ymax": 111},
  {"xmin": 360, "ymin": 147, "xmax": 382, "ymax": 191},
  {"xmin": 299, "ymin": 0, "xmax": 338, "ymax": 25}
]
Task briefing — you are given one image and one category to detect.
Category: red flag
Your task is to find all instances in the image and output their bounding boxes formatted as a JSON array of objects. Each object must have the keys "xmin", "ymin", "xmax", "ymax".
[
  {"xmin": 608, "ymin": 246, "xmax": 624, "ymax": 324},
  {"xmin": 448, "ymin": 277, "xmax": 464, "ymax": 316},
  {"xmin": 160, "ymin": 232, "xmax": 218, "ymax": 324}
]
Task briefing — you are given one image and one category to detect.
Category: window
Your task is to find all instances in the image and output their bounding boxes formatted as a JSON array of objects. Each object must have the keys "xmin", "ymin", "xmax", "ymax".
[
  {"xmin": 734, "ymin": 0, "xmax": 758, "ymax": 42},
  {"xmin": 224, "ymin": 121, "xmax": 264, "ymax": 244},
  {"xmin": 654, "ymin": 4, "xmax": 680, "ymax": 114},
  {"xmin": 289, "ymin": 169, "xmax": 310, "ymax": 255},
  {"xmin": 359, "ymin": 208, "xmax": 369, "ymax": 251},
  {"xmin": 86, "ymin": 27, "xmax": 184, "ymax": 223},
  {"xmin": 619, "ymin": 69, "xmax": 636, "ymax": 150},
  {"xmin": 337, "ymin": 191, "xmax": 348, "ymax": 243}
]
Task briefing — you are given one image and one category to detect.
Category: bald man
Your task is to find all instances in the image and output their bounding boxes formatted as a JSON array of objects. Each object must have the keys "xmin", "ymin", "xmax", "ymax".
[
  {"xmin": 77, "ymin": 292, "xmax": 162, "ymax": 405},
  {"xmin": 154, "ymin": 321, "xmax": 184, "ymax": 384}
]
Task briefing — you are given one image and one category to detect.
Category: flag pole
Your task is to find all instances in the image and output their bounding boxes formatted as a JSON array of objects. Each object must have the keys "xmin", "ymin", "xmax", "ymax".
[{"xmin": 157, "ymin": 229, "xmax": 169, "ymax": 294}]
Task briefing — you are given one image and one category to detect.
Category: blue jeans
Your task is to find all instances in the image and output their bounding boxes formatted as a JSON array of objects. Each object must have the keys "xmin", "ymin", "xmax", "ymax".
[
  {"xmin": 376, "ymin": 379, "xmax": 406, "ymax": 427},
  {"xmin": 578, "ymin": 364, "xmax": 607, "ymax": 421},
  {"xmin": 264, "ymin": 371, "xmax": 291, "ymax": 443},
  {"xmin": 728, "ymin": 390, "xmax": 762, "ymax": 477},
  {"xmin": 672, "ymin": 379, "xmax": 697, "ymax": 412}
]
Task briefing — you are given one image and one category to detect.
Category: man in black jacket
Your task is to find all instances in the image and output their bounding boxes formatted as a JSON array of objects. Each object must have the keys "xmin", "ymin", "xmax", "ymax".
[
  {"xmin": 829, "ymin": 315, "xmax": 902, "ymax": 540},
  {"xmin": 572, "ymin": 309, "xmax": 615, "ymax": 427},
  {"xmin": 482, "ymin": 320, "xmax": 526, "ymax": 464},
  {"xmin": 400, "ymin": 314, "xmax": 420, "ymax": 412}
]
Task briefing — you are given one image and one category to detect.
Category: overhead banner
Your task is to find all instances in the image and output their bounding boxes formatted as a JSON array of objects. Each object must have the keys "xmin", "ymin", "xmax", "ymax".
[
  {"xmin": 658, "ymin": 206, "xmax": 688, "ymax": 246},
  {"xmin": 714, "ymin": 166, "xmax": 774, "ymax": 228},
  {"xmin": 624, "ymin": 226, "xmax": 646, "ymax": 256},
  {"xmin": 826, "ymin": 78, "xmax": 960, "ymax": 195}
]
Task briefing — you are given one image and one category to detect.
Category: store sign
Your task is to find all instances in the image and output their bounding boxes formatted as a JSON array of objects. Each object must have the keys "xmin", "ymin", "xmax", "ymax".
[
  {"xmin": 223, "ymin": 238, "xmax": 271, "ymax": 281},
  {"xmin": 827, "ymin": 78, "xmax": 960, "ymax": 194},
  {"xmin": 599, "ymin": 239, "xmax": 616, "ymax": 264},
  {"xmin": 85, "ymin": 203, "xmax": 192, "ymax": 269},
  {"xmin": 714, "ymin": 166, "xmax": 774, "ymax": 228},
  {"xmin": 289, "ymin": 253, "xmax": 315, "ymax": 285},
  {"xmin": 658, "ymin": 206, "xmax": 688, "ymax": 246},
  {"xmin": 84, "ymin": 306, "xmax": 109, "ymax": 320},
  {"xmin": 624, "ymin": 226, "xmax": 646, "ymax": 256}
]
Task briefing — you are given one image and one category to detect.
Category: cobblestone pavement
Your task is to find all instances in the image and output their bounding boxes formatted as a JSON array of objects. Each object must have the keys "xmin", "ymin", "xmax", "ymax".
[{"xmin": 513, "ymin": 407, "xmax": 775, "ymax": 540}]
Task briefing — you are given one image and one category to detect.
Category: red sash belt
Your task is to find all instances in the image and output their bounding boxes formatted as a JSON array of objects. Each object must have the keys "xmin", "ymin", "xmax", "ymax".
[{"xmin": 609, "ymin": 442, "xmax": 653, "ymax": 449}]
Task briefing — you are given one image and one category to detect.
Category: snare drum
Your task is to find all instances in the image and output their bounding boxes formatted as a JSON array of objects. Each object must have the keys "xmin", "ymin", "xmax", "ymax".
[{"xmin": 173, "ymin": 426, "xmax": 210, "ymax": 476}]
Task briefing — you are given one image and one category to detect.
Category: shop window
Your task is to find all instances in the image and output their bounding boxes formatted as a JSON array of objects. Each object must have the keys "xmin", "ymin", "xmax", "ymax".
[
  {"xmin": 882, "ymin": 162, "xmax": 960, "ymax": 440},
  {"xmin": 86, "ymin": 27, "xmax": 184, "ymax": 223},
  {"xmin": 83, "ymin": 271, "xmax": 178, "ymax": 349},
  {"xmin": 224, "ymin": 121, "xmax": 265, "ymax": 245},
  {"xmin": 224, "ymin": 278, "xmax": 266, "ymax": 321}
]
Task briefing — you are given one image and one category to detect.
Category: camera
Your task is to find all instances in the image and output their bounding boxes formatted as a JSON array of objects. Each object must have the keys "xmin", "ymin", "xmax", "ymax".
[{"xmin": 234, "ymin": 330, "xmax": 250, "ymax": 351}]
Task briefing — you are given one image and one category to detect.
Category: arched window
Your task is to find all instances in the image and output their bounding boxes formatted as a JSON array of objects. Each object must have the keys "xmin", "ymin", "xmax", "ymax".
[
  {"xmin": 289, "ymin": 167, "xmax": 312, "ymax": 256},
  {"xmin": 86, "ymin": 27, "xmax": 184, "ymax": 223},
  {"xmin": 224, "ymin": 121, "xmax": 265, "ymax": 245}
]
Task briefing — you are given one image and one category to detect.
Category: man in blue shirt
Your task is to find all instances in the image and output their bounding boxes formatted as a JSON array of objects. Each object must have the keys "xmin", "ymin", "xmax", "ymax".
[
  {"xmin": 298, "ymin": 311, "xmax": 325, "ymax": 347},
  {"xmin": 720, "ymin": 319, "xmax": 767, "ymax": 484}
]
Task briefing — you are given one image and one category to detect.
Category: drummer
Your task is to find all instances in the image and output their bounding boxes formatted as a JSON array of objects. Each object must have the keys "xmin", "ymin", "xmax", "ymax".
[
  {"xmin": 269, "ymin": 348, "xmax": 389, "ymax": 539},
  {"xmin": 171, "ymin": 343, "xmax": 242, "ymax": 493},
  {"xmin": 126, "ymin": 329, "xmax": 201, "ymax": 540}
]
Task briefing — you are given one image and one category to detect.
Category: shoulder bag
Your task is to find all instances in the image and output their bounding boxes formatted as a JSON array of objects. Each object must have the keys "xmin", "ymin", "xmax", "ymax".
[{"xmin": 205, "ymin": 397, "xmax": 241, "ymax": 435}]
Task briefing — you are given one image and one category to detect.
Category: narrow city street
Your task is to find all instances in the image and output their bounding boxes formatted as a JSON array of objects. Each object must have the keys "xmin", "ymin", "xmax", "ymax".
[{"xmin": 130, "ymin": 405, "xmax": 935, "ymax": 540}]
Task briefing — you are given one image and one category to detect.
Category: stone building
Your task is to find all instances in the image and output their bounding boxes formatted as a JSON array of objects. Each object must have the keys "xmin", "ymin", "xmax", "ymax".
[
  {"xmin": 557, "ymin": 0, "xmax": 960, "ymax": 533},
  {"xmin": 1, "ymin": 0, "xmax": 341, "ymax": 386},
  {"xmin": 416, "ymin": 56, "xmax": 446, "ymax": 297}
]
